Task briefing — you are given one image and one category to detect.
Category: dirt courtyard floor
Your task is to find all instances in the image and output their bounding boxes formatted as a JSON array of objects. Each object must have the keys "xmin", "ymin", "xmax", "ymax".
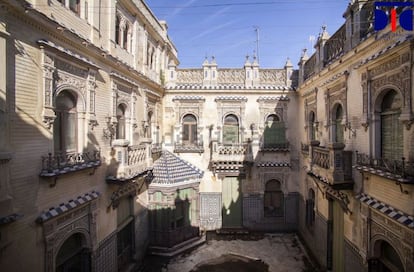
[{"xmin": 142, "ymin": 232, "xmax": 316, "ymax": 272}]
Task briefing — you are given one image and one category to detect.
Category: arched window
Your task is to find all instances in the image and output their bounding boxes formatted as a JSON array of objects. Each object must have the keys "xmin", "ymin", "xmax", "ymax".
[
  {"xmin": 263, "ymin": 114, "xmax": 286, "ymax": 148},
  {"xmin": 306, "ymin": 189, "xmax": 315, "ymax": 227},
  {"xmin": 223, "ymin": 114, "xmax": 239, "ymax": 145},
  {"xmin": 116, "ymin": 104, "xmax": 126, "ymax": 139},
  {"xmin": 182, "ymin": 114, "xmax": 197, "ymax": 145},
  {"xmin": 56, "ymin": 233, "xmax": 90, "ymax": 272},
  {"xmin": 115, "ymin": 16, "xmax": 121, "ymax": 46},
  {"xmin": 69, "ymin": 0, "xmax": 80, "ymax": 15},
  {"xmin": 381, "ymin": 90, "xmax": 403, "ymax": 160},
  {"xmin": 334, "ymin": 104, "xmax": 344, "ymax": 143},
  {"xmin": 264, "ymin": 180, "xmax": 283, "ymax": 217},
  {"xmin": 54, "ymin": 91, "xmax": 77, "ymax": 153},
  {"xmin": 309, "ymin": 111, "xmax": 316, "ymax": 141},
  {"xmin": 123, "ymin": 23, "xmax": 129, "ymax": 50}
]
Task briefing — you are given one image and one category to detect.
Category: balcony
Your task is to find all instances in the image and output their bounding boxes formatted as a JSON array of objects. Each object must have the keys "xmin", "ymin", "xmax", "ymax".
[
  {"xmin": 354, "ymin": 152, "xmax": 414, "ymax": 184},
  {"xmin": 174, "ymin": 143, "xmax": 204, "ymax": 154},
  {"xmin": 211, "ymin": 142, "xmax": 253, "ymax": 162},
  {"xmin": 308, "ymin": 141, "xmax": 353, "ymax": 188},
  {"xmin": 210, "ymin": 141, "xmax": 253, "ymax": 175},
  {"xmin": 107, "ymin": 140, "xmax": 153, "ymax": 183},
  {"xmin": 40, "ymin": 151, "xmax": 101, "ymax": 182}
]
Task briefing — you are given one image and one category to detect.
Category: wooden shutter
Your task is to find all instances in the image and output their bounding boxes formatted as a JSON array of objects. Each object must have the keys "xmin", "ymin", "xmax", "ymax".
[{"xmin": 382, "ymin": 113, "xmax": 403, "ymax": 160}]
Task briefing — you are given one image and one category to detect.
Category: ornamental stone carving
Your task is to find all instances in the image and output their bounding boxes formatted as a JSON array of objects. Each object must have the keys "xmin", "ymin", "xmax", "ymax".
[
  {"xmin": 177, "ymin": 69, "xmax": 203, "ymax": 84},
  {"xmin": 260, "ymin": 69, "xmax": 286, "ymax": 85},
  {"xmin": 41, "ymin": 199, "xmax": 98, "ymax": 272},
  {"xmin": 218, "ymin": 69, "xmax": 244, "ymax": 85}
]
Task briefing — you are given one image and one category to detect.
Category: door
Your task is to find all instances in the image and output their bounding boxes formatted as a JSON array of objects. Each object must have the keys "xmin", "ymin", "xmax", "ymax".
[{"xmin": 222, "ymin": 177, "xmax": 242, "ymax": 228}]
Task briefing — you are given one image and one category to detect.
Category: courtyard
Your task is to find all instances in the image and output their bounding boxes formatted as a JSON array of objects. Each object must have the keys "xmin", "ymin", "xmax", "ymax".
[{"xmin": 141, "ymin": 233, "xmax": 315, "ymax": 272}]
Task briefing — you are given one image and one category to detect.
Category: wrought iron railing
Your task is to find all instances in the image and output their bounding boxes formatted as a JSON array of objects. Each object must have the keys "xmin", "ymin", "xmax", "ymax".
[
  {"xmin": 355, "ymin": 152, "xmax": 414, "ymax": 180},
  {"xmin": 40, "ymin": 150, "xmax": 101, "ymax": 176},
  {"xmin": 312, "ymin": 146, "xmax": 330, "ymax": 169}
]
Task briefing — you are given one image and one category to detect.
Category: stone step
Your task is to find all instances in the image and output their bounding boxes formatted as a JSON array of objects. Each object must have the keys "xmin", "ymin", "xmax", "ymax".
[{"xmin": 148, "ymin": 235, "xmax": 206, "ymax": 258}]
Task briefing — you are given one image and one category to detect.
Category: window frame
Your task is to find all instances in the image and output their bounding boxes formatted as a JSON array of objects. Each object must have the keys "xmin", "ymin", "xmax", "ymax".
[
  {"xmin": 223, "ymin": 114, "xmax": 239, "ymax": 145},
  {"xmin": 182, "ymin": 114, "xmax": 198, "ymax": 146},
  {"xmin": 116, "ymin": 104, "xmax": 127, "ymax": 140},
  {"xmin": 263, "ymin": 113, "xmax": 286, "ymax": 148},
  {"xmin": 53, "ymin": 90, "xmax": 78, "ymax": 154}
]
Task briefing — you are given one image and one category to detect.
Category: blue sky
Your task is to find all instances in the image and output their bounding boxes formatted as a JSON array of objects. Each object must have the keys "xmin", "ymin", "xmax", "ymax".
[{"xmin": 145, "ymin": 0, "xmax": 350, "ymax": 68}]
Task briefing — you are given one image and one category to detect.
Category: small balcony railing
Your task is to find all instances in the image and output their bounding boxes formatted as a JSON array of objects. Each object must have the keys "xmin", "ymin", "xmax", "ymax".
[
  {"xmin": 40, "ymin": 150, "xmax": 101, "ymax": 177},
  {"xmin": 308, "ymin": 142, "xmax": 353, "ymax": 187},
  {"xmin": 108, "ymin": 140, "xmax": 152, "ymax": 182},
  {"xmin": 174, "ymin": 143, "xmax": 204, "ymax": 153},
  {"xmin": 312, "ymin": 146, "xmax": 330, "ymax": 169},
  {"xmin": 211, "ymin": 141, "xmax": 253, "ymax": 162},
  {"xmin": 355, "ymin": 152, "xmax": 414, "ymax": 183}
]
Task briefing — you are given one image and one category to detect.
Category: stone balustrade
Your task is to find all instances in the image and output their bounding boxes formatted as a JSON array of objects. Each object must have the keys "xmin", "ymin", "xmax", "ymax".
[
  {"xmin": 109, "ymin": 140, "xmax": 152, "ymax": 181},
  {"xmin": 211, "ymin": 141, "xmax": 253, "ymax": 162},
  {"xmin": 309, "ymin": 141, "xmax": 352, "ymax": 186}
]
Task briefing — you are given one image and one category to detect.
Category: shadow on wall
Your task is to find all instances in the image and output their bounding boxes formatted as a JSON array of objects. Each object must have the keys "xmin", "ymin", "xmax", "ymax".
[{"xmin": 148, "ymin": 193, "xmax": 199, "ymax": 248}]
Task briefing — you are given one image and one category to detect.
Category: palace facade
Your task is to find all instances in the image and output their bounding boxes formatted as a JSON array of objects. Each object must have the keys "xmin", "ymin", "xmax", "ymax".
[{"xmin": 0, "ymin": 0, "xmax": 413, "ymax": 271}]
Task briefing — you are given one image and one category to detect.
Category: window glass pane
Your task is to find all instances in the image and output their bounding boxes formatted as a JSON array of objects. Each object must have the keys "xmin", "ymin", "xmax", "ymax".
[
  {"xmin": 116, "ymin": 104, "xmax": 126, "ymax": 139},
  {"xmin": 69, "ymin": 0, "xmax": 80, "ymax": 14},
  {"xmin": 123, "ymin": 24, "xmax": 129, "ymax": 49},
  {"xmin": 182, "ymin": 124, "xmax": 189, "ymax": 141},
  {"xmin": 191, "ymin": 124, "xmax": 197, "ymax": 143},
  {"xmin": 264, "ymin": 121, "xmax": 285, "ymax": 147},
  {"xmin": 54, "ymin": 113, "xmax": 62, "ymax": 152},
  {"xmin": 183, "ymin": 114, "xmax": 196, "ymax": 123},
  {"xmin": 223, "ymin": 115, "xmax": 239, "ymax": 144},
  {"xmin": 335, "ymin": 106, "xmax": 344, "ymax": 143},
  {"xmin": 64, "ymin": 112, "xmax": 77, "ymax": 152},
  {"xmin": 115, "ymin": 17, "xmax": 121, "ymax": 45}
]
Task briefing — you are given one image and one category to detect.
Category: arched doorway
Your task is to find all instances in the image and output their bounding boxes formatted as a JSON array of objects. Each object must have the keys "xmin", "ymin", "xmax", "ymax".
[
  {"xmin": 56, "ymin": 233, "xmax": 91, "ymax": 272},
  {"xmin": 370, "ymin": 240, "xmax": 405, "ymax": 272}
]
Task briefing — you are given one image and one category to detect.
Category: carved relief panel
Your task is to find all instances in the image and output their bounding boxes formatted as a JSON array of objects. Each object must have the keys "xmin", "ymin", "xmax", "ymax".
[
  {"xmin": 214, "ymin": 96, "xmax": 247, "ymax": 143},
  {"xmin": 41, "ymin": 50, "xmax": 97, "ymax": 130},
  {"xmin": 42, "ymin": 200, "xmax": 98, "ymax": 272}
]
